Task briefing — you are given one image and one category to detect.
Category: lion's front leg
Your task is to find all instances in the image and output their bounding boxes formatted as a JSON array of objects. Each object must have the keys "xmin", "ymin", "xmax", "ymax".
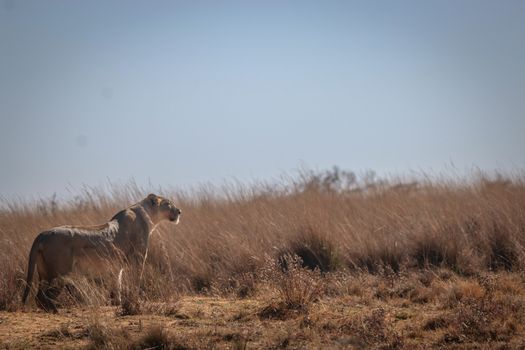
[{"xmin": 117, "ymin": 268, "xmax": 124, "ymax": 305}]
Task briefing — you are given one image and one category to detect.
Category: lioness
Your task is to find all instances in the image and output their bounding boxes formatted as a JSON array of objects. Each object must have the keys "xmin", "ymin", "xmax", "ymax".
[{"xmin": 22, "ymin": 193, "xmax": 181, "ymax": 312}]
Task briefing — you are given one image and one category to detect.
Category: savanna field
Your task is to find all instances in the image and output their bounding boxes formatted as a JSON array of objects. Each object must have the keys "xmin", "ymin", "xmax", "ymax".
[{"xmin": 2, "ymin": 168, "xmax": 525, "ymax": 349}]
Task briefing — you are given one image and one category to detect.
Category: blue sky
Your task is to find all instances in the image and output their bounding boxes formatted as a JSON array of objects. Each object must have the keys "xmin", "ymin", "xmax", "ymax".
[{"xmin": 1, "ymin": 0, "xmax": 524, "ymax": 199}]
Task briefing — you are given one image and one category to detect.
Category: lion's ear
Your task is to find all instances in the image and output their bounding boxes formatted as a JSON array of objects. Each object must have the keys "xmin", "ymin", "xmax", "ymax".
[{"xmin": 147, "ymin": 193, "xmax": 159, "ymax": 206}]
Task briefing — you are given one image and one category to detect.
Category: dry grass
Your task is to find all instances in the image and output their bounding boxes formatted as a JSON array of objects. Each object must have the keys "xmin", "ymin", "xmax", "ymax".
[{"xmin": 2, "ymin": 168, "xmax": 525, "ymax": 348}]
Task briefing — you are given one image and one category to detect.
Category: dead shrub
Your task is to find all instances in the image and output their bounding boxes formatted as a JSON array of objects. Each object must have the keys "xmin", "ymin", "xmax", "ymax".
[
  {"xmin": 280, "ymin": 225, "xmax": 341, "ymax": 272},
  {"xmin": 133, "ymin": 326, "xmax": 171, "ymax": 349},
  {"xmin": 117, "ymin": 286, "xmax": 141, "ymax": 316},
  {"xmin": 261, "ymin": 255, "xmax": 322, "ymax": 314},
  {"xmin": 85, "ymin": 321, "xmax": 192, "ymax": 350},
  {"xmin": 448, "ymin": 298, "xmax": 497, "ymax": 342},
  {"xmin": 409, "ymin": 286, "xmax": 435, "ymax": 304},
  {"xmin": 486, "ymin": 221, "xmax": 520, "ymax": 271},
  {"xmin": 494, "ymin": 274, "xmax": 525, "ymax": 301},
  {"xmin": 258, "ymin": 300, "xmax": 295, "ymax": 320},
  {"xmin": 0, "ymin": 267, "xmax": 24, "ymax": 311},
  {"xmin": 422, "ymin": 314, "xmax": 451, "ymax": 331},
  {"xmin": 39, "ymin": 323, "xmax": 74, "ymax": 340},
  {"xmin": 349, "ymin": 243, "xmax": 404, "ymax": 274},
  {"xmin": 411, "ymin": 231, "xmax": 461, "ymax": 271},
  {"xmin": 129, "ymin": 325, "xmax": 191, "ymax": 350},
  {"xmin": 190, "ymin": 273, "xmax": 213, "ymax": 294},
  {"xmin": 84, "ymin": 320, "xmax": 129, "ymax": 350},
  {"xmin": 441, "ymin": 274, "xmax": 525, "ymax": 343},
  {"xmin": 141, "ymin": 300, "xmax": 182, "ymax": 317},
  {"xmin": 226, "ymin": 272, "xmax": 258, "ymax": 298},
  {"xmin": 374, "ymin": 279, "xmax": 411, "ymax": 300},
  {"xmin": 318, "ymin": 271, "xmax": 360, "ymax": 297},
  {"xmin": 371, "ymin": 271, "xmax": 447, "ymax": 305},
  {"xmin": 336, "ymin": 308, "xmax": 403, "ymax": 348},
  {"xmin": 443, "ymin": 279, "xmax": 485, "ymax": 308}
]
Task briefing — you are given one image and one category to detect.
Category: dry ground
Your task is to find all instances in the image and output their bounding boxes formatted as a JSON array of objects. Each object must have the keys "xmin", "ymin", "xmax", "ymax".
[
  {"xmin": 0, "ymin": 295, "xmax": 500, "ymax": 349},
  {"xmin": 3, "ymin": 271, "xmax": 525, "ymax": 349}
]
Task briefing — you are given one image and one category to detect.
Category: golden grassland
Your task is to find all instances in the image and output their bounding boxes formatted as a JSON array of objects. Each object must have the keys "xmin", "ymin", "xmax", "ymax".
[{"xmin": 2, "ymin": 168, "xmax": 525, "ymax": 349}]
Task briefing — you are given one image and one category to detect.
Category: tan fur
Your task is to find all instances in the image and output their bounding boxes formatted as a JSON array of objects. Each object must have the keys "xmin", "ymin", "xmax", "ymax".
[{"xmin": 21, "ymin": 194, "xmax": 181, "ymax": 312}]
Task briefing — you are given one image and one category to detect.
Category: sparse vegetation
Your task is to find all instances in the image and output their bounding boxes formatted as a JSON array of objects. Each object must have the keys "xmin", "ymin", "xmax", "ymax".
[{"xmin": 2, "ymin": 168, "xmax": 525, "ymax": 348}]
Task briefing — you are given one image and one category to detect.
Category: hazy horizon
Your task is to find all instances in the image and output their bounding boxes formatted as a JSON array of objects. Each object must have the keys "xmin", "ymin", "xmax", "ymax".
[{"xmin": 1, "ymin": 1, "xmax": 524, "ymax": 200}]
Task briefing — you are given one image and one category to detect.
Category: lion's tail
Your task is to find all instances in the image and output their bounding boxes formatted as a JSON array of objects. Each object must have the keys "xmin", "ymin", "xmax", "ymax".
[{"xmin": 22, "ymin": 234, "xmax": 42, "ymax": 304}]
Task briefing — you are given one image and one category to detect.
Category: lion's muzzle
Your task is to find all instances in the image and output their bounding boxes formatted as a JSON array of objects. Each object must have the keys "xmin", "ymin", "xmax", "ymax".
[{"xmin": 169, "ymin": 208, "xmax": 181, "ymax": 224}]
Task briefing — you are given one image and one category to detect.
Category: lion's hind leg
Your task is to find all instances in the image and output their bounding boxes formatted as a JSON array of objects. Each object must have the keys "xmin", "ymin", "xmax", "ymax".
[
  {"xmin": 35, "ymin": 245, "xmax": 71, "ymax": 313},
  {"xmin": 36, "ymin": 279, "xmax": 63, "ymax": 313}
]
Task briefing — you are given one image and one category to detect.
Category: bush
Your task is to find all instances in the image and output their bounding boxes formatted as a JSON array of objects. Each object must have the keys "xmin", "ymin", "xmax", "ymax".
[
  {"xmin": 349, "ymin": 243, "xmax": 404, "ymax": 273},
  {"xmin": 0, "ymin": 267, "xmax": 24, "ymax": 311},
  {"xmin": 261, "ymin": 255, "xmax": 322, "ymax": 315},
  {"xmin": 280, "ymin": 225, "xmax": 341, "ymax": 273},
  {"xmin": 129, "ymin": 325, "xmax": 190, "ymax": 350},
  {"xmin": 117, "ymin": 288, "xmax": 141, "ymax": 316},
  {"xmin": 486, "ymin": 221, "xmax": 520, "ymax": 271},
  {"xmin": 440, "ymin": 274, "xmax": 525, "ymax": 343},
  {"xmin": 334, "ymin": 308, "xmax": 403, "ymax": 348},
  {"xmin": 85, "ymin": 320, "xmax": 129, "ymax": 350}
]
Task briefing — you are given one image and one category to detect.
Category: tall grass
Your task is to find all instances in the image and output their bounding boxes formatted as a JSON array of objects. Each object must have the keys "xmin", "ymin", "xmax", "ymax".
[{"xmin": 1, "ymin": 168, "xmax": 525, "ymax": 310}]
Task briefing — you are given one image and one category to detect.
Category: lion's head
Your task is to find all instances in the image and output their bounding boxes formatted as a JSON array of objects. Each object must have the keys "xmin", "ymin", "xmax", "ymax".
[{"xmin": 144, "ymin": 193, "xmax": 182, "ymax": 224}]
